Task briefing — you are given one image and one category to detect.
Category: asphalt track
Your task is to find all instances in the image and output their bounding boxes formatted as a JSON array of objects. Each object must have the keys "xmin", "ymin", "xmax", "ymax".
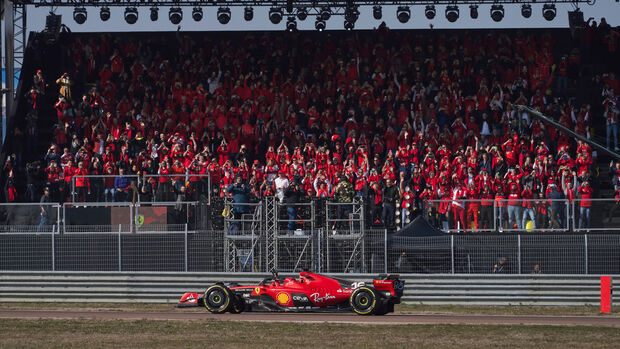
[{"xmin": 1, "ymin": 310, "xmax": 619, "ymax": 327}]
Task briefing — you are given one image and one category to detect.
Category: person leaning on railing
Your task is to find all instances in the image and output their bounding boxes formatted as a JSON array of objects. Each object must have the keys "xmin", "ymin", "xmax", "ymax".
[
  {"xmin": 114, "ymin": 168, "xmax": 131, "ymax": 202},
  {"xmin": 577, "ymin": 180, "xmax": 593, "ymax": 229}
]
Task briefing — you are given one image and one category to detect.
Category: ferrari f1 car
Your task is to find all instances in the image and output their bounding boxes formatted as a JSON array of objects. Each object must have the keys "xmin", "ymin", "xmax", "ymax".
[{"xmin": 178, "ymin": 272, "xmax": 404, "ymax": 315}]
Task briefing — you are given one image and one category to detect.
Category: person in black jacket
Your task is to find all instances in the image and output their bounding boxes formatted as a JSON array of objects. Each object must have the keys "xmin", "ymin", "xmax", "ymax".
[
  {"xmin": 284, "ymin": 181, "xmax": 302, "ymax": 231},
  {"xmin": 546, "ymin": 184, "xmax": 565, "ymax": 229},
  {"xmin": 382, "ymin": 178, "xmax": 399, "ymax": 230}
]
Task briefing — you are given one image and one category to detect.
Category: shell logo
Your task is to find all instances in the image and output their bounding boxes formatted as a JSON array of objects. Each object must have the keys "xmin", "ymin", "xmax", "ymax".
[{"xmin": 276, "ymin": 292, "xmax": 290, "ymax": 305}]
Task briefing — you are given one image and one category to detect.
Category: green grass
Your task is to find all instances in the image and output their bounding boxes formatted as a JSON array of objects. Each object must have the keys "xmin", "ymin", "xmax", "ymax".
[
  {"xmin": 0, "ymin": 319, "xmax": 618, "ymax": 348},
  {"xmin": 0, "ymin": 302, "xmax": 608, "ymax": 316}
]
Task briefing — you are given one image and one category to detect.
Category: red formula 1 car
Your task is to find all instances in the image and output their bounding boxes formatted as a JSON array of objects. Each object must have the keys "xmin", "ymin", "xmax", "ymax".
[{"xmin": 178, "ymin": 272, "xmax": 404, "ymax": 315}]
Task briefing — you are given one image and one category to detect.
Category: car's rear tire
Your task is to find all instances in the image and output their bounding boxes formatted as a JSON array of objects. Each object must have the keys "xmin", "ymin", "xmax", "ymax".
[
  {"xmin": 349, "ymin": 287, "xmax": 378, "ymax": 315},
  {"xmin": 204, "ymin": 284, "xmax": 232, "ymax": 314}
]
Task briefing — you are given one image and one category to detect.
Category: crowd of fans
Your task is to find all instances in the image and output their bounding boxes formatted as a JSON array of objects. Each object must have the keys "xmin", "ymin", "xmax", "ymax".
[{"xmin": 3, "ymin": 23, "xmax": 620, "ymax": 232}]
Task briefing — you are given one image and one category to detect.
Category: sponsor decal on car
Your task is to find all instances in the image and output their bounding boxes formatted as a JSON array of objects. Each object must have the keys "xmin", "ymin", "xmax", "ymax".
[
  {"xmin": 254, "ymin": 287, "xmax": 261, "ymax": 295},
  {"xmin": 292, "ymin": 295, "xmax": 309, "ymax": 302},
  {"xmin": 276, "ymin": 292, "xmax": 291, "ymax": 305},
  {"xmin": 309, "ymin": 292, "xmax": 336, "ymax": 303}
]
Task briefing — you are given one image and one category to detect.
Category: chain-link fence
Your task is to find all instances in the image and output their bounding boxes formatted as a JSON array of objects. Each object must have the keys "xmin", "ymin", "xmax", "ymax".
[{"xmin": 0, "ymin": 230, "xmax": 618, "ymax": 274}]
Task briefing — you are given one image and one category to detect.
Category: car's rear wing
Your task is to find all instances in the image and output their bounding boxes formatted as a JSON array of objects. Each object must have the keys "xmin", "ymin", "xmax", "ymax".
[{"xmin": 373, "ymin": 275, "xmax": 405, "ymax": 301}]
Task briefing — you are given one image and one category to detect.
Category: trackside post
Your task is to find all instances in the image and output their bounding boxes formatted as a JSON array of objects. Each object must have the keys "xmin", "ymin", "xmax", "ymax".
[{"xmin": 601, "ymin": 276, "xmax": 612, "ymax": 313}]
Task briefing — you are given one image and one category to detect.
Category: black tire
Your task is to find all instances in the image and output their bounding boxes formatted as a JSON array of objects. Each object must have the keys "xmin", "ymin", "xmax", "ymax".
[
  {"xmin": 204, "ymin": 284, "xmax": 232, "ymax": 314},
  {"xmin": 373, "ymin": 300, "xmax": 393, "ymax": 315},
  {"xmin": 349, "ymin": 287, "xmax": 378, "ymax": 315},
  {"xmin": 228, "ymin": 297, "xmax": 245, "ymax": 314}
]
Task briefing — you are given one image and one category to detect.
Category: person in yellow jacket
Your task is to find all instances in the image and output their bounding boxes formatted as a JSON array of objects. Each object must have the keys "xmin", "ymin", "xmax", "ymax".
[{"xmin": 56, "ymin": 73, "xmax": 72, "ymax": 100}]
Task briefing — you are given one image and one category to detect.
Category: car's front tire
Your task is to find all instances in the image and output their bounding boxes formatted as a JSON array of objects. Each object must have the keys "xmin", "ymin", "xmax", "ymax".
[
  {"xmin": 349, "ymin": 286, "xmax": 378, "ymax": 315},
  {"xmin": 204, "ymin": 284, "xmax": 232, "ymax": 314}
]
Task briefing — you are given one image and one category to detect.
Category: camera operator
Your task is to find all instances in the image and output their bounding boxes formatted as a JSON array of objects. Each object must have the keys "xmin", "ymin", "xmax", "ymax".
[
  {"xmin": 26, "ymin": 161, "xmax": 43, "ymax": 202},
  {"xmin": 284, "ymin": 180, "xmax": 302, "ymax": 232},
  {"xmin": 227, "ymin": 175, "xmax": 251, "ymax": 220}
]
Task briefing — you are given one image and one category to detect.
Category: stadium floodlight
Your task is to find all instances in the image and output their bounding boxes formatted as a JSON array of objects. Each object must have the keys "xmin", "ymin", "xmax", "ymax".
[
  {"xmin": 425, "ymin": 5, "xmax": 436, "ymax": 20},
  {"xmin": 297, "ymin": 7, "xmax": 307, "ymax": 21},
  {"xmin": 269, "ymin": 7, "xmax": 283, "ymax": 24},
  {"xmin": 490, "ymin": 4, "xmax": 504, "ymax": 22},
  {"xmin": 542, "ymin": 4, "xmax": 556, "ymax": 21},
  {"xmin": 150, "ymin": 7, "xmax": 158, "ymax": 21},
  {"xmin": 521, "ymin": 4, "xmax": 532, "ymax": 18},
  {"xmin": 445, "ymin": 5, "xmax": 459, "ymax": 22},
  {"xmin": 320, "ymin": 7, "xmax": 331, "ymax": 21},
  {"xmin": 315, "ymin": 18, "xmax": 326, "ymax": 31},
  {"xmin": 286, "ymin": 16, "xmax": 297, "ymax": 32},
  {"xmin": 373, "ymin": 6, "xmax": 382, "ymax": 20},
  {"xmin": 100, "ymin": 7, "xmax": 110, "ymax": 21},
  {"xmin": 217, "ymin": 7, "xmax": 231, "ymax": 24},
  {"xmin": 73, "ymin": 7, "xmax": 87, "ymax": 24},
  {"xmin": 396, "ymin": 6, "xmax": 410, "ymax": 23},
  {"xmin": 124, "ymin": 7, "xmax": 138, "ymax": 24},
  {"xmin": 192, "ymin": 7, "xmax": 203, "ymax": 22},
  {"xmin": 469, "ymin": 5, "xmax": 478, "ymax": 19},
  {"xmin": 169, "ymin": 7, "xmax": 182, "ymax": 25},
  {"xmin": 244, "ymin": 7, "xmax": 254, "ymax": 21}
]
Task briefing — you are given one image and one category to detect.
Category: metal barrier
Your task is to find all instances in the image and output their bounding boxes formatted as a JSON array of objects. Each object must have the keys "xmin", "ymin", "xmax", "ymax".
[
  {"xmin": 325, "ymin": 198, "xmax": 364, "ymax": 235},
  {"xmin": 71, "ymin": 174, "xmax": 211, "ymax": 204},
  {"xmin": 0, "ymin": 203, "xmax": 61, "ymax": 233},
  {"xmin": 0, "ymin": 231, "xmax": 619, "ymax": 274},
  {"xmin": 571, "ymin": 198, "xmax": 620, "ymax": 232},
  {"xmin": 143, "ymin": 174, "xmax": 211, "ymax": 204},
  {"xmin": 71, "ymin": 174, "xmax": 140, "ymax": 203},
  {"xmin": 425, "ymin": 199, "xmax": 571, "ymax": 233},
  {"xmin": 1, "ymin": 272, "xmax": 617, "ymax": 305}
]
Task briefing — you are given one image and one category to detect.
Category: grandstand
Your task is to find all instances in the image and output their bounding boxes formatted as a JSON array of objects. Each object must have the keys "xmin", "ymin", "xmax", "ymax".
[{"xmin": 0, "ymin": 2, "xmax": 619, "ymax": 237}]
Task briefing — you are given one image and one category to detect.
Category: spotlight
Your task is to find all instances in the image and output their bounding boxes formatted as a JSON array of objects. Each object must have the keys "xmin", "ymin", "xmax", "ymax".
[
  {"xmin": 169, "ymin": 7, "xmax": 183, "ymax": 25},
  {"xmin": 315, "ymin": 18, "xmax": 326, "ymax": 31},
  {"xmin": 373, "ymin": 5, "xmax": 382, "ymax": 20},
  {"xmin": 297, "ymin": 7, "xmax": 307, "ymax": 21},
  {"xmin": 542, "ymin": 4, "xmax": 556, "ymax": 21},
  {"xmin": 150, "ymin": 7, "xmax": 158, "ymax": 21},
  {"xmin": 100, "ymin": 7, "xmax": 110, "ymax": 21},
  {"xmin": 490, "ymin": 4, "xmax": 504, "ymax": 22},
  {"xmin": 344, "ymin": 6, "xmax": 359, "ymax": 23},
  {"xmin": 521, "ymin": 4, "xmax": 532, "ymax": 18},
  {"xmin": 470, "ymin": 5, "xmax": 478, "ymax": 19},
  {"xmin": 320, "ymin": 7, "xmax": 331, "ymax": 21},
  {"xmin": 425, "ymin": 5, "xmax": 436, "ymax": 20},
  {"xmin": 286, "ymin": 16, "xmax": 297, "ymax": 32},
  {"xmin": 217, "ymin": 7, "xmax": 231, "ymax": 24},
  {"xmin": 192, "ymin": 7, "xmax": 203, "ymax": 22},
  {"xmin": 344, "ymin": 21, "xmax": 354, "ymax": 30},
  {"xmin": 244, "ymin": 7, "xmax": 253, "ymax": 21},
  {"xmin": 124, "ymin": 7, "xmax": 138, "ymax": 24},
  {"xmin": 445, "ymin": 5, "xmax": 459, "ymax": 22},
  {"xmin": 269, "ymin": 7, "xmax": 283, "ymax": 24},
  {"xmin": 397, "ymin": 6, "xmax": 410, "ymax": 23},
  {"xmin": 73, "ymin": 7, "xmax": 87, "ymax": 24}
]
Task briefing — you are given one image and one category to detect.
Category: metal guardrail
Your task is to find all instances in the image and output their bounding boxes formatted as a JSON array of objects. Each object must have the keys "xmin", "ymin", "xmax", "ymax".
[{"xmin": 0, "ymin": 272, "xmax": 616, "ymax": 306}]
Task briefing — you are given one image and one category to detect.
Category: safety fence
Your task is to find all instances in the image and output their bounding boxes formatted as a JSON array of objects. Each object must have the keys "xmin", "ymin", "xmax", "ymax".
[
  {"xmin": 423, "ymin": 198, "xmax": 620, "ymax": 233},
  {"xmin": 0, "ymin": 202, "xmax": 206, "ymax": 234},
  {"xmin": 68, "ymin": 174, "xmax": 211, "ymax": 204},
  {"xmin": 0, "ymin": 272, "xmax": 617, "ymax": 306},
  {"xmin": 1, "ymin": 230, "xmax": 618, "ymax": 275}
]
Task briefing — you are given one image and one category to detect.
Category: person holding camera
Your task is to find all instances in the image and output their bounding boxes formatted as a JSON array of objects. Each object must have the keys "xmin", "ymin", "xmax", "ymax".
[
  {"xmin": 284, "ymin": 181, "xmax": 302, "ymax": 232},
  {"xmin": 37, "ymin": 187, "xmax": 51, "ymax": 232},
  {"xmin": 227, "ymin": 175, "xmax": 251, "ymax": 221}
]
